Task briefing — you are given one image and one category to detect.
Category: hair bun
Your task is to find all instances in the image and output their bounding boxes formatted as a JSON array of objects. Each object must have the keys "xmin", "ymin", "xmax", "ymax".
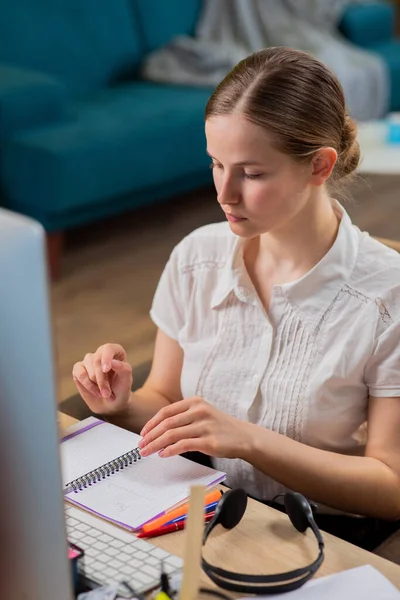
[{"xmin": 336, "ymin": 115, "xmax": 360, "ymax": 179}]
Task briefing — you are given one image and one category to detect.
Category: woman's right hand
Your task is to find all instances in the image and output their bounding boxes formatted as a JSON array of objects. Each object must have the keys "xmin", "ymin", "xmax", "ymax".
[{"xmin": 72, "ymin": 343, "xmax": 133, "ymax": 416}]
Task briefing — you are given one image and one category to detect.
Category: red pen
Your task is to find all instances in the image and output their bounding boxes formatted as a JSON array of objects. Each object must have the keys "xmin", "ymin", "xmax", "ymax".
[{"xmin": 137, "ymin": 512, "xmax": 215, "ymax": 539}]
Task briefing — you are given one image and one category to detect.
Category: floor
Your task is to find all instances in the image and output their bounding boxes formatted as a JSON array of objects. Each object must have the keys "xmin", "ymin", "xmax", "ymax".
[{"xmin": 52, "ymin": 175, "xmax": 400, "ymax": 402}]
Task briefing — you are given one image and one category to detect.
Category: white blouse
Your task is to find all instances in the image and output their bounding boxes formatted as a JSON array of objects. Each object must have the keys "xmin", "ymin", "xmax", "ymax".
[{"xmin": 150, "ymin": 205, "xmax": 400, "ymax": 504}]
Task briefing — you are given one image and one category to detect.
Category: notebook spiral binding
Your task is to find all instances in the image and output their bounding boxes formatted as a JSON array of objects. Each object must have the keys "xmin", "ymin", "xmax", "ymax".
[{"xmin": 65, "ymin": 447, "xmax": 142, "ymax": 494}]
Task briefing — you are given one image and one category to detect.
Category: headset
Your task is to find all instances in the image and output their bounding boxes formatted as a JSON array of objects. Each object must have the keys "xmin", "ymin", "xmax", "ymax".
[{"xmin": 201, "ymin": 488, "xmax": 324, "ymax": 595}]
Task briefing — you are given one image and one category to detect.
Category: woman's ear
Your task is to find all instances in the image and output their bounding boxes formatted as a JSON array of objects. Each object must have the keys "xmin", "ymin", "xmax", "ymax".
[{"xmin": 310, "ymin": 147, "xmax": 337, "ymax": 186}]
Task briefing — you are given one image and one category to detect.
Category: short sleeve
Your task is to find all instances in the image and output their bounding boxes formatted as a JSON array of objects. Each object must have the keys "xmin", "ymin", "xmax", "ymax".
[
  {"xmin": 150, "ymin": 245, "xmax": 186, "ymax": 341},
  {"xmin": 365, "ymin": 319, "xmax": 400, "ymax": 397}
]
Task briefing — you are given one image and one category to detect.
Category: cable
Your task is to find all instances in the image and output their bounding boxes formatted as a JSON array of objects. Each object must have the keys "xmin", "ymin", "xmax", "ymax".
[{"xmin": 199, "ymin": 586, "xmax": 232, "ymax": 600}]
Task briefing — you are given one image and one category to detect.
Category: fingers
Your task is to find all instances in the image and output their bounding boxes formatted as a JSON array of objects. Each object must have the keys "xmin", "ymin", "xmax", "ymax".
[
  {"xmin": 100, "ymin": 344, "xmax": 126, "ymax": 373},
  {"xmin": 72, "ymin": 363, "xmax": 102, "ymax": 398},
  {"xmin": 93, "ymin": 355, "xmax": 112, "ymax": 399},
  {"xmin": 81, "ymin": 345, "xmax": 128, "ymax": 399},
  {"xmin": 73, "ymin": 378, "xmax": 102, "ymax": 407},
  {"xmin": 159, "ymin": 438, "xmax": 203, "ymax": 458},
  {"xmin": 110, "ymin": 359, "xmax": 132, "ymax": 375},
  {"xmin": 140, "ymin": 398, "xmax": 193, "ymax": 437},
  {"xmin": 93, "ymin": 345, "xmax": 124, "ymax": 398},
  {"xmin": 139, "ymin": 424, "xmax": 201, "ymax": 457},
  {"xmin": 139, "ymin": 410, "xmax": 194, "ymax": 450}
]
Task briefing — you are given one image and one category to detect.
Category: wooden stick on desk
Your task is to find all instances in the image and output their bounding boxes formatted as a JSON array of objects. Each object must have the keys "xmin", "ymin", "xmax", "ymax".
[{"xmin": 179, "ymin": 485, "xmax": 206, "ymax": 600}]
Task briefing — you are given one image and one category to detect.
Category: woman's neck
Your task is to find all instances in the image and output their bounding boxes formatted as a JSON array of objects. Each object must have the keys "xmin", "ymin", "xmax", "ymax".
[{"xmin": 248, "ymin": 189, "xmax": 340, "ymax": 286}]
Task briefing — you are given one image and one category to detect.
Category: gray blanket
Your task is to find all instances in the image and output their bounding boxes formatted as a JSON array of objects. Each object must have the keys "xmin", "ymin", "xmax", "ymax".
[{"xmin": 142, "ymin": 0, "xmax": 389, "ymax": 121}]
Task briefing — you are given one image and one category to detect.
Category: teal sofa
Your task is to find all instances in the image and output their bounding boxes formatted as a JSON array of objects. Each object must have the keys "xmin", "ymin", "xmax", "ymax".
[
  {"xmin": 339, "ymin": 2, "xmax": 400, "ymax": 110},
  {"xmin": 0, "ymin": 1, "xmax": 399, "ymax": 249},
  {"xmin": 0, "ymin": 0, "xmax": 211, "ymax": 240}
]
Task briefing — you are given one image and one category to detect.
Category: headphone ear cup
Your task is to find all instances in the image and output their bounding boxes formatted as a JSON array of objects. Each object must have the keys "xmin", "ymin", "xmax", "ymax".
[
  {"xmin": 284, "ymin": 492, "xmax": 314, "ymax": 533},
  {"xmin": 203, "ymin": 488, "xmax": 247, "ymax": 544}
]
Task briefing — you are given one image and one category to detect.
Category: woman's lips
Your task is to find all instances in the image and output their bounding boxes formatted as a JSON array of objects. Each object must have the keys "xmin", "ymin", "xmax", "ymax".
[{"xmin": 225, "ymin": 213, "xmax": 247, "ymax": 223}]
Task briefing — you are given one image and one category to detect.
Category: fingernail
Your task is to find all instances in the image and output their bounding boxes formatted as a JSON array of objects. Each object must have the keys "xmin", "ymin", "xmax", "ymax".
[
  {"xmin": 140, "ymin": 448, "xmax": 148, "ymax": 457},
  {"xmin": 102, "ymin": 363, "xmax": 110, "ymax": 372},
  {"xmin": 158, "ymin": 450, "xmax": 165, "ymax": 457},
  {"xmin": 138, "ymin": 440, "xmax": 144, "ymax": 448},
  {"xmin": 102, "ymin": 388, "xmax": 110, "ymax": 398},
  {"xmin": 140, "ymin": 428, "xmax": 146, "ymax": 437}
]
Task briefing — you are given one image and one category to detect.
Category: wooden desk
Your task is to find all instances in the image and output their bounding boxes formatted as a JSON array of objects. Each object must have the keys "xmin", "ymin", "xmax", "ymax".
[{"xmin": 58, "ymin": 413, "xmax": 400, "ymax": 592}]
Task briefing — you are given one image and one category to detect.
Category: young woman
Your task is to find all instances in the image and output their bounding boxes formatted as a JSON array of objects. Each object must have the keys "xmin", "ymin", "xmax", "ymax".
[{"xmin": 73, "ymin": 47, "xmax": 400, "ymax": 550}]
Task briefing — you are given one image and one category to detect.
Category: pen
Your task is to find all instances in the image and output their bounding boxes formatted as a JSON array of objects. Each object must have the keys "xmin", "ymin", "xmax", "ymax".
[
  {"xmin": 167, "ymin": 501, "xmax": 219, "ymax": 526},
  {"xmin": 141, "ymin": 488, "xmax": 223, "ymax": 534},
  {"xmin": 138, "ymin": 512, "xmax": 216, "ymax": 539}
]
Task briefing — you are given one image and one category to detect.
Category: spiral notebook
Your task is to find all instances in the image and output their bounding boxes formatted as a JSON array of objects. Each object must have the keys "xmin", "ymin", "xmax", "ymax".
[{"xmin": 60, "ymin": 417, "xmax": 226, "ymax": 531}]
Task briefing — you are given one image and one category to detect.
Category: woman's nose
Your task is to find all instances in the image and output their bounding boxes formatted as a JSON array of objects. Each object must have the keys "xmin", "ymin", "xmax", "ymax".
[{"xmin": 217, "ymin": 176, "xmax": 240, "ymax": 205}]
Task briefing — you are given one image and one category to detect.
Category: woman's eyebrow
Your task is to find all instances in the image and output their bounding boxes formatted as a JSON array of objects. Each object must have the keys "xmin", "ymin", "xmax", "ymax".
[{"xmin": 206, "ymin": 151, "xmax": 264, "ymax": 166}]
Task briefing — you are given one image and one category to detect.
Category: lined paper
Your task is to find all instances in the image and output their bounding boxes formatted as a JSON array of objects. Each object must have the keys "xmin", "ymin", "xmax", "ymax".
[
  {"xmin": 60, "ymin": 418, "xmax": 225, "ymax": 530},
  {"xmin": 60, "ymin": 420, "xmax": 141, "ymax": 485}
]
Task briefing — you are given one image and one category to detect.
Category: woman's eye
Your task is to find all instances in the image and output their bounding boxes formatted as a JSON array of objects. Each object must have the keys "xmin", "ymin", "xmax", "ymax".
[
  {"xmin": 244, "ymin": 172, "xmax": 262, "ymax": 180},
  {"xmin": 209, "ymin": 162, "xmax": 223, "ymax": 170}
]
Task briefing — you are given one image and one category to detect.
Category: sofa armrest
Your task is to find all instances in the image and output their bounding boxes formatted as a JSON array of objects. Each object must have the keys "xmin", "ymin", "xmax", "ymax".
[
  {"xmin": 339, "ymin": 2, "xmax": 395, "ymax": 47},
  {"xmin": 0, "ymin": 64, "xmax": 68, "ymax": 139}
]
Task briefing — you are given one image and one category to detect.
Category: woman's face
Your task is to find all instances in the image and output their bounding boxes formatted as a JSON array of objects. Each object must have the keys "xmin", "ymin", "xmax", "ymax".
[{"xmin": 205, "ymin": 114, "xmax": 315, "ymax": 238}]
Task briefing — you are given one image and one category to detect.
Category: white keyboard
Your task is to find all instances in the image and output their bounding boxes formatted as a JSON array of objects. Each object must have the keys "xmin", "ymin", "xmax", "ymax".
[{"xmin": 65, "ymin": 504, "xmax": 183, "ymax": 598}]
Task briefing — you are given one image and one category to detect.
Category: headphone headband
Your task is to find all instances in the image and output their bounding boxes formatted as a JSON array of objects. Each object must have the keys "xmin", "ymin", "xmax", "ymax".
[{"xmin": 201, "ymin": 489, "xmax": 324, "ymax": 595}]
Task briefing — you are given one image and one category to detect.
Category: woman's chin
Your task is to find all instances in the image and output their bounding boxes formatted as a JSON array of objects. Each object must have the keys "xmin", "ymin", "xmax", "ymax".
[{"xmin": 227, "ymin": 220, "xmax": 258, "ymax": 238}]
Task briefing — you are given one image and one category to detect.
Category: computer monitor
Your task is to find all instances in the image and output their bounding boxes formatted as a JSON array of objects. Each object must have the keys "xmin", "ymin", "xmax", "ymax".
[{"xmin": 0, "ymin": 208, "xmax": 73, "ymax": 599}]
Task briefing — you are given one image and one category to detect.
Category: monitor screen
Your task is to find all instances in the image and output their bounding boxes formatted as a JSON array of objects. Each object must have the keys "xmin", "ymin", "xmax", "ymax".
[{"xmin": 0, "ymin": 208, "xmax": 73, "ymax": 599}]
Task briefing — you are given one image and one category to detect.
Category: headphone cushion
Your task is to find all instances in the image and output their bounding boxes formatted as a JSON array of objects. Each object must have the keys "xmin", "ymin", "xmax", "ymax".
[{"xmin": 284, "ymin": 492, "xmax": 313, "ymax": 533}]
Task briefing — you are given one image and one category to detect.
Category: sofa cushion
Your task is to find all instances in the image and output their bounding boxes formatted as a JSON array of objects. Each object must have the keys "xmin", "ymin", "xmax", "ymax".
[
  {"xmin": 2, "ymin": 82, "xmax": 212, "ymax": 216},
  {"xmin": 369, "ymin": 41, "xmax": 400, "ymax": 111},
  {"xmin": 339, "ymin": 2, "xmax": 395, "ymax": 47},
  {"xmin": 134, "ymin": 0, "xmax": 202, "ymax": 52},
  {"xmin": 0, "ymin": 0, "xmax": 144, "ymax": 96},
  {"xmin": 0, "ymin": 65, "xmax": 68, "ymax": 140}
]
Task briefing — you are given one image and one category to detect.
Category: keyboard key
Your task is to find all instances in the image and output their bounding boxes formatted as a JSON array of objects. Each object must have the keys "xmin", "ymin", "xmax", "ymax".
[
  {"xmin": 132, "ymin": 539, "xmax": 155, "ymax": 552},
  {"xmin": 110, "ymin": 540, "xmax": 124, "ymax": 549},
  {"xmin": 105, "ymin": 547, "xmax": 119, "ymax": 558},
  {"xmin": 150, "ymin": 547, "xmax": 171, "ymax": 561},
  {"xmin": 130, "ymin": 577, "xmax": 152, "ymax": 592},
  {"xmin": 130, "ymin": 558, "xmax": 142, "ymax": 569},
  {"xmin": 99, "ymin": 534, "xmax": 113, "ymax": 543},
  {"xmin": 75, "ymin": 523, "xmax": 90, "ymax": 532},
  {"xmin": 133, "ymin": 571, "xmax": 154, "ymax": 585},
  {"xmin": 83, "ymin": 535, "xmax": 96, "ymax": 546},
  {"xmin": 88, "ymin": 528, "xmax": 102, "ymax": 538},
  {"xmin": 93, "ymin": 553, "xmax": 108, "ymax": 564},
  {"xmin": 120, "ymin": 565, "xmax": 134, "ymax": 576},
  {"xmin": 92, "ymin": 571, "xmax": 107, "ymax": 582},
  {"xmin": 103, "ymin": 567, "xmax": 118, "ymax": 579},
  {"xmin": 67, "ymin": 518, "xmax": 79, "ymax": 527},
  {"xmin": 165, "ymin": 555, "xmax": 183, "ymax": 568},
  {"xmin": 163, "ymin": 562, "xmax": 177, "ymax": 575},
  {"xmin": 93, "ymin": 541, "xmax": 107, "ymax": 551},
  {"xmin": 118, "ymin": 552, "xmax": 130, "ymax": 563},
  {"xmin": 109, "ymin": 559, "xmax": 122, "ymax": 570},
  {"xmin": 141, "ymin": 564, "xmax": 159, "ymax": 579}
]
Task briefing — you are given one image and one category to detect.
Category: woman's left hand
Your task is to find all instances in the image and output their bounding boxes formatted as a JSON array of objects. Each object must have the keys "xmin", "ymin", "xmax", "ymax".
[{"xmin": 138, "ymin": 397, "xmax": 252, "ymax": 459}]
